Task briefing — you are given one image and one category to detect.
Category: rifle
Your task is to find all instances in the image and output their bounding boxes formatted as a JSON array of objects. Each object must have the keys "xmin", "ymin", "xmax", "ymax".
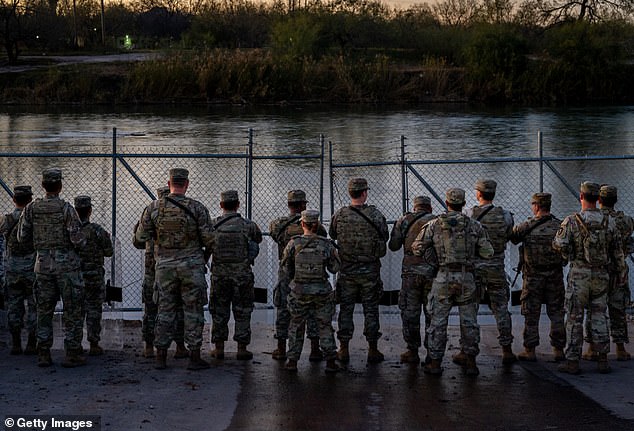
[{"xmin": 511, "ymin": 245, "xmax": 524, "ymax": 290}]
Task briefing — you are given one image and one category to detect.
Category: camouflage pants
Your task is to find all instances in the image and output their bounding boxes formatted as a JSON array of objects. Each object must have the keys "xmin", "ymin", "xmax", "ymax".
[
  {"xmin": 336, "ymin": 271, "xmax": 382, "ymax": 343},
  {"xmin": 521, "ymin": 269, "xmax": 565, "ymax": 349},
  {"xmin": 287, "ymin": 291, "xmax": 336, "ymax": 361},
  {"xmin": 476, "ymin": 265, "xmax": 513, "ymax": 346},
  {"xmin": 35, "ymin": 270, "xmax": 85, "ymax": 351},
  {"xmin": 426, "ymin": 270, "xmax": 480, "ymax": 360},
  {"xmin": 273, "ymin": 271, "xmax": 320, "ymax": 341},
  {"xmin": 5, "ymin": 270, "xmax": 37, "ymax": 333},
  {"xmin": 141, "ymin": 275, "xmax": 184, "ymax": 344},
  {"xmin": 210, "ymin": 273, "xmax": 254, "ymax": 345},
  {"xmin": 154, "ymin": 259, "xmax": 207, "ymax": 350},
  {"xmin": 83, "ymin": 271, "xmax": 105, "ymax": 343},
  {"xmin": 585, "ymin": 274, "xmax": 630, "ymax": 344},
  {"xmin": 399, "ymin": 273, "xmax": 432, "ymax": 351},
  {"xmin": 565, "ymin": 267, "xmax": 610, "ymax": 361}
]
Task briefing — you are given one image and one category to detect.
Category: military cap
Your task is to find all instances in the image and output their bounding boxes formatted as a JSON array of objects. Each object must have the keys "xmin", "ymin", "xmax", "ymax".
[
  {"xmin": 413, "ymin": 195, "xmax": 431, "ymax": 208},
  {"xmin": 169, "ymin": 168, "xmax": 189, "ymax": 181},
  {"xmin": 13, "ymin": 185, "xmax": 33, "ymax": 198},
  {"xmin": 221, "ymin": 190, "xmax": 239, "ymax": 203},
  {"xmin": 446, "ymin": 188, "xmax": 466, "ymax": 205},
  {"xmin": 42, "ymin": 167, "xmax": 63, "ymax": 182},
  {"xmin": 74, "ymin": 195, "xmax": 92, "ymax": 209},
  {"xmin": 287, "ymin": 190, "xmax": 308, "ymax": 203},
  {"xmin": 599, "ymin": 184, "xmax": 618, "ymax": 199},
  {"xmin": 475, "ymin": 179, "xmax": 497, "ymax": 193},
  {"xmin": 348, "ymin": 178, "xmax": 369, "ymax": 192},
  {"xmin": 580, "ymin": 181, "xmax": 600, "ymax": 195},
  {"xmin": 531, "ymin": 192, "xmax": 551, "ymax": 206},
  {"xmin": 157, "ymin": 186, "xmax": 170, "ymax": 199},
  {"xmin": 301, "ymin": 209, "xmax": 319, "ymax": 224}
]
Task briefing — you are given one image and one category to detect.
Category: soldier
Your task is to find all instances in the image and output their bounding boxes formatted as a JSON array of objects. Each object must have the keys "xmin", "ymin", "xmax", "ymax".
[
  {"xmin": 209, "ymin": 190, "xmax": 263, "ymax": 360},
  {"xmin": 135, "ymin": 168, "xmax": 213, "ymax": 370},
  {"xmin": 329, "ymin": 178, "xmax": 388, "ymax": 363},
  {"xmin": 460, "ymin": 179, "xmax": 516, "ymax": 365},
  {"xmin": 269, "ymin": 190, "xmax": 327, "ymax": 361},
  {"xmin": 582, "ymin": 185, "xmax": 633, "ymax": 361},
  {"xmin": 282, "ymin": 209, "xmax": 341, "ymax": 373},
  {"xmin": 553, "ymin": 181, "xmax": 626, "ymax": 374},
  {"xmin": 0, "ymin": 185, "xmax": 37, "ymax": 355},
  {"xmin": 17, "ymin": 168, "xmax": 87, "ymax": 368},
  {"xmin": 388, "ymin": 195, "xmax": 437, "ymax": 364},
  {"xmin": 133, "ymin": 186, "xmax": 189, "ymax": 360},
  {"xmin": 412, "ymin": 188, "xmax": 493, "ymax": 376},
  {"xmin": 509, "ymin": 193, "xmax": 566, "ymax": 362}
]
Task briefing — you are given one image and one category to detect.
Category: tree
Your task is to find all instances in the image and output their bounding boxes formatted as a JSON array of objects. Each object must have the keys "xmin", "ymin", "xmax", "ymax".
[
  {"xmin": 0, "ymin": 0, "xmax": 24, "ymax": 62},
  {"xmin": 524, "ymin": 0, "xmax": 634, "ymax": 23}
]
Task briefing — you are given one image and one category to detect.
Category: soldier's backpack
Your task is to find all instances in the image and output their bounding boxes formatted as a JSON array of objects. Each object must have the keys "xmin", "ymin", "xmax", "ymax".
[
  {"xmin": 574, "ymin": 213, "xmax": 609, "ymax": 267},
  {"xmin": 293, "ymin": 236, "xmax": 327, "ymax": 284},
  {"xmin": 437, "ymin": 213, "xmax": 470, "ymax": 265}
]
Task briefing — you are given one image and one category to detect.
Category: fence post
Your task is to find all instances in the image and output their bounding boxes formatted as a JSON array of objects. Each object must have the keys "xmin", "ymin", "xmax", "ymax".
[
  {"xmin": 247, "ymin": 128, "xmax": 253, "ymax": 220},
  {"xmin": 401, "ymin": 135, "xmax": 407, "ymax": 214},
  {"xmin": 538, "ymin": 130, "xmax": 544, "ymax": 193},
  {"xmin": 111, "ymin": 127, "xmax": 117, "ymax": 285},
  {"xmin": 329, "ymin": 141, "xmax": 334, "ymax": 219},
  {"xmin": 319, "ymin": 134, "xmax": 325, "ymax": 222}
]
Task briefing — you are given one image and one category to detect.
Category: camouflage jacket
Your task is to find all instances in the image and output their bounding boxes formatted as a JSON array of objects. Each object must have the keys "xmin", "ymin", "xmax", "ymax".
[
  {"xmin": 509, "ymin": 214, "xmax": 563, "ymax": 274},
  {"xmin": 602, "ymin": 207, "xmax": 634, "ymax": 255},
  {"xmin": 389, "ymin": 210, "xmax": 437, "ymax": 276},
  {"xmin": 269, "ymin": 213, "xmax": 327, "ymax": 261},
  {"xmin": 466, "ymin": 203, "xmax": 513, "ymax": 267},
  {"xmin": 281, "ymin": 234, "xmax": 340, "ymax": 295},
  {"xmin": 78, "ymin": 220, "xmax": 113, "ymax": 275},
  {"xmin": 0, "ymin": 208, "xmax": 35, "ymax": 273}
]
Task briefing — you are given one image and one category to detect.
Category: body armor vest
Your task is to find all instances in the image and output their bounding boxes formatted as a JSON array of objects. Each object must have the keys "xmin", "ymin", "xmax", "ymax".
[
  {"xmin": 473, "ymin": 205, "xmax": 507, "ymax": 254},
  {"xmin": 575, "ymin": 213, "xmax": 609, "ymax": 267},
  {"xmin": 32, "ymin": 198, "xmax": 71, "ymax": 250},
  {"xmin": 273, "ymin": 215, "xmax": 303, "ymax": 259},
  {"xmin": 78, "ymin": 222, "xmax": 105, "ymax": 272},
  {"xmin": 434, "ymin": 213, "xmax": 474, "ymax": 266},
  {"xmin": 336, "ymin": 206, "xmax": 386, "ymax": 262},
  {"xmin": 293, "ymin": 236, "xmax": 328, "ymax": 284},
  {"xmin": 5, "ymin": 210, "xmax": 35, "ymax": 256},
  {"xmin": 403, "ymin": 212, "xmax": 435, "ymax": 255},
  {"xmin": 212, "ymin": 217, "xmax": 249, "ymax": 264},
  {"xmin": 522, "ymin": 216, "xmax": 562, "ymax": 270},
  {"xmin": 605, "ymin": 209, "xmax": 634, "ymax": 254},
  {"xmin": 156, "ymin": 198, "xmax": 200, "ymax": 250}
]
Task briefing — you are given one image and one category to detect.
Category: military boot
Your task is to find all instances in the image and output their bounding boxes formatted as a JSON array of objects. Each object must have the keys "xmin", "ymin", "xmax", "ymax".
[
  {"xmin": 337, "ymin": 340, "xmax": 350, "ymax": 363},
  {"xmin": 558, "ymin": 360, "xmax": 580, "ymax": 375},
  {"xmin": 464, "ymin": 354, "xmax": 480, "ymax": 377},
  {"xmin": 517, "ymin": 346, "xmax": 537, "ymax": 362},
  {"xmin": 187, "ymin": 349, "xmax": 210, "ymax": 370},
  {"xmin": 309, "ymin": 339, "xmax": 324, "ymax": 362},
  {"xmin": 24, "ymin": 332, "xmax": 37, "ymax": 355},
  {"xmin": 581, "ymin": 343, "xmax": 598, "ymax": 361},
  {"xmin": 367, "ymin": 341, "xmax": 384, "ymax": 363},
  {"xmin": 143, "ymin": 341, "xmax": 155, "ymax": 358},
  {"xmin": 272, "ymin": 339, "xmax": 287, "ymax": 360},
  {"xmin": 155, "ymin": 348, "xmax": 167, "ymax": 370},
  {"xmin": 10, "ymin": 330, "xmax": 22, "ymax": 355},
  {"xmin": 501, "ymin": 345, "xmax": 517, "ymax": 365},
  {"xmin": 37, "ymin": 347, "xmax": 53, "ymax": 367},
  {"xmin": 174, "ymin": 342, "xmax": 190, "ymax": 359},
  {"xmin": 89, "ymin": 341, "xmax": 104, "ymax": 356},
  {"xmin": 285, "ymin": 359, "xmax": 298, "ymax": 372},
  {"xmin": 597, "ymin": 353, "xmax": 611, "ymax": 374},
  {"xmin": 452, "ymin": 350, "xmax": 467, "ymax": 366},
  {"xmin": 423, "ymin": 359, "xmax": 443, "ymax": 376},
  {"xmin": 325, "ymin": 359, "xmax": 340, "ymax": 374},
  {"xmin": 616, "ymin": 343, "xmax": 631, "ymax": 361},
  {"xmin": 237, "ymin": 343, "xmax": 253, "ymax": 360},
  {"xmin": 61, "ymin": 349, "xmax": 87, "ymax": 368},
  {"xmin": 210, "ymin": 342, "xmax": 225, "ymax": 360},
  {"xmin": 553, "ymin": 347, "xmax": 566, "ymax": 362},
  {"xmin": 400, "ymin": 349, "xmax": 420, "ymax": 364}
]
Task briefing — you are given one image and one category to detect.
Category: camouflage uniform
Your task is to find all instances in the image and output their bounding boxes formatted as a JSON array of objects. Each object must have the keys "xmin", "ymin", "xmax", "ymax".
[
  {"xmin": 388, "ymin": 195, "xmax": 436, "ymax": 360},
  {"xmin": 0, "ymin": 186, "xmax": 37, "ymax": 352},
  {"xmin": 329, "ymin": 178, "xmax": 388, "ymax": 358},
  {"xmin": 281, "ymin": 210, "xmax": 341, "ymax": 367},
  {"xmin": 509, "ymin": 193, "xmax": 565, "ymax": 353},
  {"xmin": 413, "ymin": 188, "xmax": 493, "ymax": 374},
  {"xmin": 17, "ymin": 168, "xmax": 87, "ymax": 366},
  {"xmin": 553, "ymin": 182, "xmax": 626, "ymax": 366},
  {"xmin": 209, "ymin": 190, "xmax": 262, "ymax": 348}
]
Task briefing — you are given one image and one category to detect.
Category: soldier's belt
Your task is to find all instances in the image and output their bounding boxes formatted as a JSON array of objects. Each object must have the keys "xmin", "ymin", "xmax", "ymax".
[{"xmin": 441, "ymin": 263, "xmax": 474, "ymax": 272}]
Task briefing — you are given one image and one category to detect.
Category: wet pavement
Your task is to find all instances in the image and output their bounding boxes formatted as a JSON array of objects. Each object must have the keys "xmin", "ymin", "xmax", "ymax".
[{"xmin": 1, "ymin": 310, "xmax": 634, "ymax": 431}]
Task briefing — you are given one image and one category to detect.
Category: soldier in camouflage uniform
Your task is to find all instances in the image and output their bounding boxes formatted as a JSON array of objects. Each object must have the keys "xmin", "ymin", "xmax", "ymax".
[
  {"xmin": 133, "ymin": 186, "xmax": 189, "ymax": 360},
  {"xmin": 0, "ymin": 185, "xmax": 37, "ymax": 355},
  {"xmin": 136, "ymin": 168, "xmax": 213, "ymax": 371},
  {"xmin": 17, "ymin": 168, "xmax": 87, "ymax": 368},
  {"xmin": 269, "ymin": 190, "xmax": 327, "ymax": 361},
  {"xmin": 553, "ymin": 181, "xmax": 626, "ymax": 374},
  {"xmin": 281, "ymin": 210, "xmax": 341, "ymax": 373},
  {"xmin": 209, "ymin": 190, "xmax": 263, "ymax": 360},
  {"xmin": 329, "ymin": 178, "xmax": 388, "ymax": 363},
  {"xmin": 388, "ymin": 195, "xmax": 437, "ymax": 364},
  {"xmin": 509, "ymin": 193, "xmax": 566, "ymax": 362},
  {"xmin": 74, "ymin": 195, "xmax": 113, "ymax": 356},
  {"xmin": 462, "ymin": 179, "xmax": 516, "ymax": 365},
  {"xmin": 412, "ymin": 188, "xmax": 494, "ymax": 376},
  {"xmin": 582, "ymin": 185, "xmax": 633, "ymax": 362}
]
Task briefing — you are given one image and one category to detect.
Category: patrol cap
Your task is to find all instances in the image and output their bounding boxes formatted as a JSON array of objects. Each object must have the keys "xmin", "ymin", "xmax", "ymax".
[
  {"xmin": 42, "ymin": 167, "xmax": 63, "ymax": 182},
  {"xmin": 13, "ymin": 185, "xmax": 33, "ymax": 198},
  {"xmin": 413, "ymin": 195, "xmax": 431, "ymax": 207},
  {"xmin": 301, "ymin": 209, "xmax": 319, "ymax": 224},
  {"xmin": 475, "ymin": 179, "xmax": 497, "ymax": 193},
  {"xmin": 169, "ymin": 168, "xmax": 189, "ymax": 181},
  {"xmin": 599, "ymin": 184, "xmax": 618, "ymax": 199},
  {"xmin": 74, "ymin": 195, "xmax": 92, "ymax": 209},
  {"xmin": 157, "ymin": 186, "xmax": 170, "ymax": 199},
  {"xmin": 287, "ymin": 190, "xmax": 307, "ymax": 203},
  {"xmin": 221, "ymin": 190, "xmax": 239, "ymax": 203},
  {"xmin": 445, "ymin": 188, "xmax": 466, "ymax": 205},
  {"xmin": 531, "ymin": 192, "xmax": 551, "ymax": 206},
  {"xmin": 580, "ymin": 181, "xmax": 600, "ymax": 195},
  {"xmin": 348, "ymin": 178, "xmax": 369, "ymax": 193}
]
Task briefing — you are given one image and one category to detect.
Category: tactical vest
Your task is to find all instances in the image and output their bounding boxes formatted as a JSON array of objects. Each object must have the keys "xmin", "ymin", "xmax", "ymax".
[
  {"xmin": 472, "ymin": 205, "xmax": 507, "ymax": 254},
  {"xmin": 605, "ymin": 209, "xmax": 634, "ymax": 254},
  {"xmin": 522, "ymin": 217, "xmax": 562, "ymax": 270},
  {"xmin": 336, "ymin": 206, "xmax": 386, "ymax": 262},
  {"xmin": 273, "ymin": 215, "xmax": 303, "ymax": 259},
  {"xmin": 293, "ymin": 236, "xmax": 328, "ymax": 284},
  {"xmin": 212, "ymin": 217, "xmax": 249, "ymax": 264},
  {"xmin": 4, "ymin": 210, "xmax": 35, "ymax": 257},
  {"xmin": 156, "ymin": 198, "xmax": 200, "ymax": 250},
  {"xmin": 403, "ymin": 212, "xmax": 435, "ymax": 255},
  {"xmin": 575, "ymin": 213, "xmax": 609, "ymax": 267},
  {"xmin": 32, "ymin": 198, "xmax": 71, "ymax": 250},
  {"xmin": 434, "ymin": 213, "xmax": 473, "ymax": 266},
  {"xmin": 78, "ymin": 222, "xmax": 106, "ymax": 272}
]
